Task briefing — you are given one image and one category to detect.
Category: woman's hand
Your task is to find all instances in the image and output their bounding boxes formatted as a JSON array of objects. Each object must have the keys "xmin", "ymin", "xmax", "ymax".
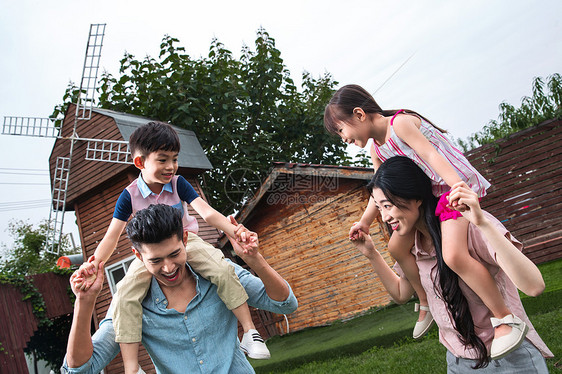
[
  {"xmin": 349, "ymin": 221, "xmax": 370, "ymax": 241},
  {"xmin": 351, "ymin": 230, "xmax": 379, "ymax": 260},
  {"xmin": 448, "ymin": 182, "xmax": 486, "ymax": 226}
]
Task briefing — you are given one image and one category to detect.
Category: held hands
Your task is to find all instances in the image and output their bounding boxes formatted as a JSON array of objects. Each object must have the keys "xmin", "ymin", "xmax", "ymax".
[
  {"xmin": 349, "ymin": 221, "xmax": 370, "ymax": 241},
  {"xmin": 228, "ymin": 216, "xmax": 259, "ymax": 257},
  {"xmin": 70, "ymin": 261, "xmax": 105, "ymax": 300},
  {"xmin": 446, "ymin": 181, "xmax": 471, "ymax": 211},
  {"xmin": 73, "ymin": 255, "xmax": 99, "ymax": 291},
  {"xmin": 448, "ymin": 182, "xmax": 486, "ymax": 226},
  {"xmin": 349, "ymin": 230, "xmax": 379, "ymax": 261}
]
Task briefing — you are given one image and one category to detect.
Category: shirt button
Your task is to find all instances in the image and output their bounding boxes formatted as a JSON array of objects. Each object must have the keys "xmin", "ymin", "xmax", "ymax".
[
  {"xmin": 163, "ymin": 301, "xmax": 167, "ymax": 305},
  {"xmin": 156, "ymin": 298, "xmax": 159, "ymax": 302},
  {"xmin": 184, "ymin": 316, "xmax": 188, "ymax": 320},
  {"xmin": 199, "ymin": 360, "xmax": 203, "ymax": 365},
  {"xmin": 192, "ymin": 338, "xmax": 196, "ymax": 342}
]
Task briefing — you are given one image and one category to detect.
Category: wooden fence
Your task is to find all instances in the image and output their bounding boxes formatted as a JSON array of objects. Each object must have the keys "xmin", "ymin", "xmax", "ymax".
[{"xmin": 465, "ymin": 119, "xmax": 562, "ymax": 264}]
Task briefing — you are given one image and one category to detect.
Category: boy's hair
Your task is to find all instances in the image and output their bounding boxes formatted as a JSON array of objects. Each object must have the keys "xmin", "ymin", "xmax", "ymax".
[
  {"xmin": 128, "ymin": 121, "xmax": 180, "ymax": 157},
  {"xmin": 126, "ymin": 204, "xmax": 183, "ymax": 252}
]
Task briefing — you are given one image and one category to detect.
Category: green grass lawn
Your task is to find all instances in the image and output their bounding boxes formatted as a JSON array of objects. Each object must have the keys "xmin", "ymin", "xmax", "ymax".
[{"xmin": 252, "ymin": 259, "xmax": 562, "ymax": 373}]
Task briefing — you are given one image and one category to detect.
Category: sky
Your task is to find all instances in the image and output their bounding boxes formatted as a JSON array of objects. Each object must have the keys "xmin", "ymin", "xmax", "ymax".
[{"xmin": 0, "ymin": 0, "xmax": 561, "ymax": 250}]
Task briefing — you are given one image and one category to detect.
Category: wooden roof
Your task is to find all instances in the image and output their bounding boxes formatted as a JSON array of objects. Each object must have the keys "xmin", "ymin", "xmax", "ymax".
[
  {"xmin": 218, "ymin": 162, "xmax": 374, "ymax": 248},
  {"xmin": 49, "ymin": 105, "xmax": 212, "ymax": 210}
]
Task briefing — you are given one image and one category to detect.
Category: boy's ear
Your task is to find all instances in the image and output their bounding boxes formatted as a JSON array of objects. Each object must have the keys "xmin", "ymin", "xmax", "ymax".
[{"xmin": 133, "ymin": 156, "xmax": 145, "ymax": 170}]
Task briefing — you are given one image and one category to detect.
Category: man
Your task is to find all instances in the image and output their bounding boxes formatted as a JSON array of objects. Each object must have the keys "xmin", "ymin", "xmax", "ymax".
[{"xmin": 62, "ymin": 204, "xmax": 298, "ymax": 373}]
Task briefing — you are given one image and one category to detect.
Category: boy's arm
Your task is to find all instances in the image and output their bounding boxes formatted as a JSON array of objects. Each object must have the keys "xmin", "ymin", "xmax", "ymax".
[
  {"xmin": 93, "ymin": 218, "xmax": 128, "ymax": 264},
  {"xmin": 189, "ymin": 197, "xmax": 238, "ymax": 238}
]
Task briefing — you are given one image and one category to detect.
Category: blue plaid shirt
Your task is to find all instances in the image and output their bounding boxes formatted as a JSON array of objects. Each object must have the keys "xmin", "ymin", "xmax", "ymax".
[{"xmin": 62, "ymin": 260, "xmax": 298, "ymax": 373}]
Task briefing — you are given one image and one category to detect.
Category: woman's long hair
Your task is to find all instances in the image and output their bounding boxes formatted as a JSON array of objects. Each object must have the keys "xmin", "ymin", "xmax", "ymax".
[
  {"xmin": 367, "ymin": 156, "xmax": 489, "ymax": 368},
  {"xmin": 323, "ymin": 84, "xmax": 446, "ymax": 136}
]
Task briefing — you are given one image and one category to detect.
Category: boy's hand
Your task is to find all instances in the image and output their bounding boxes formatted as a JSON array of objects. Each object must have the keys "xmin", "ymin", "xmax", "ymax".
[
  {"xmin": 70, "ymin": 261, "xmax": 105, "ymax": 300},
  {"xmin": 73, "ymin": 256, "xmax": 98, "ymax": 291},
  {"xmin": 228, "ymin": 216, "xmax": 259, "ymax": 256},
  {"xmin": 349, "ymin": 221, "xmax": 369, "ymax": 241}
]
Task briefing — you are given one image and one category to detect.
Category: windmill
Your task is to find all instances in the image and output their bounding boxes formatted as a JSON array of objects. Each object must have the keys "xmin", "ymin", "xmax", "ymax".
[{"xmin": 2, "ymin": 23, "xmax": 133, "ymax": 254}]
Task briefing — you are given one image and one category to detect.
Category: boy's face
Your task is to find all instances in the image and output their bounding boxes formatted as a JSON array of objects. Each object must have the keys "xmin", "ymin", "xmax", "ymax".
[
  {"xmin": 133, "ymin": 231, "xmax": 189, "ymax": 288},
  {"xmin": 135, "ymin": 150, "xmax": 179, "ymax": 189}
]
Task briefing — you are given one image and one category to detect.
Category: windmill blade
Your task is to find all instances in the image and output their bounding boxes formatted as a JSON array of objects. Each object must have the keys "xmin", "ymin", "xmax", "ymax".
[
  {"xmin": 85, "ymin": 138, "xmax": 132, "ymax": 164},
  {"xmin": 2, "ymin": 116, "xmax": 59, "ymax": 138},
  {"xmin": 76, "ymin": 23, "xmax": 106, "ymax": 121}
]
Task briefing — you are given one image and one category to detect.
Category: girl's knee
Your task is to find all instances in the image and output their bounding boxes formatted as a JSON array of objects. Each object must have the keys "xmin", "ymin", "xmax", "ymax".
[{"xmin": 441, "ymin": 246, "xmax": 469, "ymax": 272}]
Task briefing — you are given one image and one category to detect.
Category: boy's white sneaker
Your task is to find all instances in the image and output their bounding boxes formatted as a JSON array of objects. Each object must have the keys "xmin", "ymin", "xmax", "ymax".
[{"xmin": 240, "ymin": 329, "xmax": 271, "ymax": 359}]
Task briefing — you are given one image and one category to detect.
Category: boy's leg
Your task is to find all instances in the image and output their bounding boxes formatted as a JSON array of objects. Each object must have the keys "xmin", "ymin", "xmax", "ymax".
[
  {"xmin": 113, "ymin": 258, "xmax": 152, "ymax": 373},
  {"xmin": 185, "ymin": 232, "xmax": 270, "ymax": 359}
]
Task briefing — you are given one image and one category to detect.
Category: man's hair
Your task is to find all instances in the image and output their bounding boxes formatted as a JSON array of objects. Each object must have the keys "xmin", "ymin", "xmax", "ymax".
[
  {"xmin": 126, "ymin": 204, "xmax": 183, "ymax": 251},
  {"xmin": 128, "ymin": 121, "xmax": 180, "ymax": 157}
]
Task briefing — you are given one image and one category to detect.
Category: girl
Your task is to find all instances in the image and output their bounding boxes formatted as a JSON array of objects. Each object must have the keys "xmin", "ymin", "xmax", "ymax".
[
  {"xmin": 352, "ymin": 156, "xmax": 552, "ymax": 371},
  {"xmin": 324, "ymin": 84, "xmax": 525, "ymax": 358}
]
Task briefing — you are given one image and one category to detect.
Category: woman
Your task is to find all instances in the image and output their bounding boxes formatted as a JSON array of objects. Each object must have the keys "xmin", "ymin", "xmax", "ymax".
[{"xmin": 352, "ymin": 156, "xmax": 552, "ymax": 372}]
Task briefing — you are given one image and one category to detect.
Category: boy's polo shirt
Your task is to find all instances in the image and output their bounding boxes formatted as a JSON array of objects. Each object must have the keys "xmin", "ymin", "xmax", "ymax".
[{"xmin": 113, "ymin": 174, "xmax": 199, "ymax": 233}]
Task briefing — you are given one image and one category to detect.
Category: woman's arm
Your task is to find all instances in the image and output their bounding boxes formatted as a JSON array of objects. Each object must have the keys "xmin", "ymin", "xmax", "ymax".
[
  {"xmin": 449, "ymin": 183, "xmax": 545, "ymax": 296},
  {"xmin": 353, "ymin": 231, "xmax": 415, "ymax": 303}
]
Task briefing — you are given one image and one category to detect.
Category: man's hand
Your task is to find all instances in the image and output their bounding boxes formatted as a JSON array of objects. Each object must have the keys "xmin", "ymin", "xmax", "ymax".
[
  {"xmin": 70, "ymin": 261, "xmax": 105, "ymax": 301},
  {"xmin": 228, "ymin": 216, "xmax": 258, "ymax": 255},
  {"xmin": 73, "ymin": 255, "xmax": 99, "ymax": 291}
]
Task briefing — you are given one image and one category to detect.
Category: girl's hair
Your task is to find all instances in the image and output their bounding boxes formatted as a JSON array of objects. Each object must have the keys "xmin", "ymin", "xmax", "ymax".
[
  {"xmin": 367, "ymin": 156, "xmax": 489, "ymax": 369},
  {"xmin": 323, "ymin": 84, "xmax": 446, "ymax": 136}
]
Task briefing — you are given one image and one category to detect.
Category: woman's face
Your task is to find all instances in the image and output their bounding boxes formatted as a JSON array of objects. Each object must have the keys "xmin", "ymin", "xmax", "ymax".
[{"xmin": 371, "ymin": 188, "xmax": 421, "ymax": 236}]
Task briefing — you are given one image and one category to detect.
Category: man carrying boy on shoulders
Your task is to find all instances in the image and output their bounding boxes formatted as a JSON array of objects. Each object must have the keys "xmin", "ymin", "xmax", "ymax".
[{"xmin": 63, "ymin": 204, "xmax": 298, "ymax": 374}]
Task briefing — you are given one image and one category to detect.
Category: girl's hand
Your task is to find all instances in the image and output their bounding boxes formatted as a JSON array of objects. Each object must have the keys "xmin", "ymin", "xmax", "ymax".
[
  {"xmin": 448, "ymin": 182, "xmax": 486, "ymax": 226},
  {"xmin": 349, "ymin": 221, "xmax": 369, "ymax": 241},
  {"xmin": 351, "ymin": 230, "xmax": 378, "ymax": 260},
  {"xmin": 447, "ymin": 181, "xmax": 470, "ymax": 211}
]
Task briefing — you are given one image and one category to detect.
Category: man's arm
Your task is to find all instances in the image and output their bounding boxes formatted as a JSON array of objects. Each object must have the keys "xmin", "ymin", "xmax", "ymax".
[
  {"xmin": 226, "ymin": 218, "xmax": 298, "ymax": 313},
  {"xmin": 63, "ymin": 262, "xmax": 120, "ymax": 373}
]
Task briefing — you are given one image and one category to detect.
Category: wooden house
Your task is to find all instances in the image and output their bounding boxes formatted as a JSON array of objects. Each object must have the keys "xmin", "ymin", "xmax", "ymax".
[
  {"xmin": 50, "ymin": 104, "xmax": 217, "ymax": 373},
  {"xmin": 219, "ymin": 163, "xmax": 395, "ymax": 334}
]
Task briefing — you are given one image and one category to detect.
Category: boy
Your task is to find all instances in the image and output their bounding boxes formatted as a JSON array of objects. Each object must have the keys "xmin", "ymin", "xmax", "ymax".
[{"xmin": 75, "ymin": 122, "xmax": 270, "ymax": 374}]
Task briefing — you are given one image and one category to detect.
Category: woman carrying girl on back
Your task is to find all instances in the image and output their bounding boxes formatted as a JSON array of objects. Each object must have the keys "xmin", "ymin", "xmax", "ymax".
[
  {"xmin": 351, "ymin": 156, "xmax": 552, "ymax": 371},
  {"xmin": 324, "ymin": 84, "xmax": 527, "ymax": 359}
]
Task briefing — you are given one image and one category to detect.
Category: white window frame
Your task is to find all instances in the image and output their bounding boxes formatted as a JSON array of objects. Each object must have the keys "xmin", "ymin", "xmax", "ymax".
[{"xmin": 104, "ymin": 255, "xmax": 136, "ymax": 295}]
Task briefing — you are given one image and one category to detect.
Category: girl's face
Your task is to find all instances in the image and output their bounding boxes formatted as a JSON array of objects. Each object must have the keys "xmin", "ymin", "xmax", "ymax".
[
  {"xmin": 335, "ymin": 109, "xmax": 371, "ymax": 148},
  {"xmin": 371, "ymin": 188, "xmax": 421, "ymax": 236}
]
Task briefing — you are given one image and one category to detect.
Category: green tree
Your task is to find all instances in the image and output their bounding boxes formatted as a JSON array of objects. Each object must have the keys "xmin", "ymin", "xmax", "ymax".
[
  {"xmin": 56, "ymin": 28, "xmax": 355, "ymax": 213},
  {"xmin": 459, "ymin": 73, "xmax": 562, "ymax": 151}
]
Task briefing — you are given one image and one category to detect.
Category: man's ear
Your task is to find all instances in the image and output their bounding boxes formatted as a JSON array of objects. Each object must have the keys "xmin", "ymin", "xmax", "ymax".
[
  {"xmin": 132, "ymin": 247, "xmax": 142, "ymax": 260},
  {"xmin": 133, "ymin": 156, "xmax": 145, "ymax": 170},
  {"xmin": 182, "ymin": 230, "xmax": 189, "ymax": 246}
]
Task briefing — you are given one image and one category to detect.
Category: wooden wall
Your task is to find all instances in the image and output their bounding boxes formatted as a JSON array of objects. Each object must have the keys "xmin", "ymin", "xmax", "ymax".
[
  {"xmin": 465, "ymin": 119, "xmax": 562, "ymax": 264},
  {"xmin": 243, "ymin": 178, "xmax": 394, "ymax": 333},
  {"xmin": 75, "ymin": 170, "xmax": 220, "ymax": 374},
  {"xmin": 0, "ymin": 273, "xmax": 72, "ymax": 374}
]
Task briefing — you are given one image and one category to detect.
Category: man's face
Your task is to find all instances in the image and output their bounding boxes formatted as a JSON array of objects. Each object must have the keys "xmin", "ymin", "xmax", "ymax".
[{"xmin": 134, "ymin": 232, "xmax": 188, "ymax": 288}]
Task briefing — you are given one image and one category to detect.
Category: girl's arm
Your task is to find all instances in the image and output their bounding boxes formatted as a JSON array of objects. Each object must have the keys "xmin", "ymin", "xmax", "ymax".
[
  {"xmin": 352, "ymin": 231, "xmax": 415, "ymax": 303},
  {"xmin": 350, "ymin": 146, "xmax": 382, "ymax": 239},
  {"xmin": 392, "ymin": 115, "xmax": 463, "ymax": 188},
  {"xmin": 449, "ymin": 183, "xmax": 545, "ymax": 296}
]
